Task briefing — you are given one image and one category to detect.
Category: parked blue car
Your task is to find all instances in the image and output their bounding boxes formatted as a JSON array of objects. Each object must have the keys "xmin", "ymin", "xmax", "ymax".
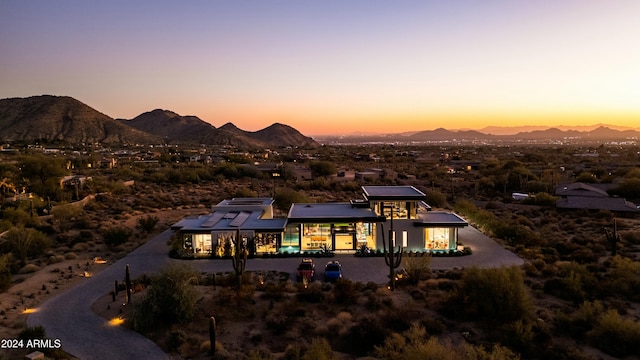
[{"xmin": 324, "ymin": 261, "xmax": 343, "ymax": 282}]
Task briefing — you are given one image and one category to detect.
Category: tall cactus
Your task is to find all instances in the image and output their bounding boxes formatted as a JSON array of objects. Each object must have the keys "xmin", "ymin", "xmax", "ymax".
[
  {"xmin": 382, "ymin": 223, "xmax": 403, "ymax": 290},
  {"xmin": 125, "ymin": 264, "xmax": 132, "ymax": 304},
  {"xmin": 231, "ymin": 228, "xmax": 247, "ymax": 289},
  {"xmin": 604, "ymin": 217, "xmax": 621, "ymax": 256},
  {"xmin": 209, "ymin": 316, "xmax": 217, "ymax": 356}
]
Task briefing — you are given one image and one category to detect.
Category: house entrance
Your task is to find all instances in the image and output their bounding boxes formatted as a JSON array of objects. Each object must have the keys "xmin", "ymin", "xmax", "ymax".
[{"xmin": 333, "ymin": 224, "xmax": 355, "ymax": 250}]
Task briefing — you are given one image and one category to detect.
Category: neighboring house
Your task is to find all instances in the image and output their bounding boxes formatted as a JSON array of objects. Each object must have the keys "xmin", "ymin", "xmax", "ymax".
[
  {"xmin": 59, "ymin": 175, "xmax": 91, "ymax": 189},
  {"xmin": 171, "ymin": 185, "xmax": 468, "ymax": 257},
  {"xmin": 555, "ymin": 182, "xmax": 639, "ymax": 215}
]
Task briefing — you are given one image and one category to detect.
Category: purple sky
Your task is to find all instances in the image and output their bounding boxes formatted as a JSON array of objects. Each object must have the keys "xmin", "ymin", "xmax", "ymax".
[{"xmin": 1, "ymin": 1, "xmax": 639, "ymax": 135}]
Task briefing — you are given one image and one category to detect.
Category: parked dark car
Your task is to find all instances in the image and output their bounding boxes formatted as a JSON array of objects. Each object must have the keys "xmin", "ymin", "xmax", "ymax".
[
  {"xmin": 296, "ymin": 258, "xmax": 315, "ymax": 282},
  {"xmin": 324, "ymin": 261, "xmax": 343, "ymax": 282}
]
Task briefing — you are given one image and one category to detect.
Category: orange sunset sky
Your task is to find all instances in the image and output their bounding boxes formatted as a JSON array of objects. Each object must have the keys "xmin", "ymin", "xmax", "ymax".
[{"xmin": 1, "ymin": 1, "xmax": 638, "ymax": 136}]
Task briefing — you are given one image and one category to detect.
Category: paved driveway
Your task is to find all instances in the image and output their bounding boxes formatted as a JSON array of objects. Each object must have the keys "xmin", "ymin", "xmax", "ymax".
[{"xmin": 28, "ymin": 226, "xmax": 522, "ymax": 359}]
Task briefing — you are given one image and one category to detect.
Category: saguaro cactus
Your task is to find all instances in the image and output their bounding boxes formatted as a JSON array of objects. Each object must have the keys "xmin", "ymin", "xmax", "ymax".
[
  {"xmin": 125, "ymin": 264, "xmax": 132, "ymax": 304},
  {"xmin": 382, "ymin": 223, "xmax": 403, "ymax": 290},
  {"xmin": 604, "ymin": 217, "xmax": 621, "ymax": 256},
  {"xmin": 209, "ymin": 316, "xmax": 217, "ymax": 356},
  {"xmin": 231, "ymin": 228, "xmax": 247, "ymax": 289}
]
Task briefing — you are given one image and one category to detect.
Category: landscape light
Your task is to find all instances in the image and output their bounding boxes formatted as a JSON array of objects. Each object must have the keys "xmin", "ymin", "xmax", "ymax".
[{"xmin": 109, "ymin": 317, "xmax": 125, "ymax": 326}]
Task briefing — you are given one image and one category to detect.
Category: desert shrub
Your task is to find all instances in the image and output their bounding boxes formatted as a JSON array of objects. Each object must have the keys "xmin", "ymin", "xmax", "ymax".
[
  {"xmin": 51, "ymin": 204, "xmax": 84, "ymax": 232},
  {"xmin": 588, "ymin": 309, "xmax": 640, "ymax": 357},
  {"xmin": 48, "ymin": 255, "xmax": 65, "ymax": 264},
  {"xmin": 64, "ymin": 252, "xmax": 77, "ymax": 259},
  {"xmin": 454, "ymin": 200, "xmax": 497, "ymax": 231},
  {"xmin": 449, "ymin": 266, "xmax": 532, "ymax": 323},
  {"xmin": 265, "ymin": 308, "xmax": 289, "ymax": 335},
  {"xmin": 2, "ymin": 208, "xmax": 31, "ymax": 227},
  {"xmin": 166, "ymin": 329, "xmax": 187, "ymax": 352},
  {"xmin": 543, "ymin": 262, "xmax": 597, "ymax": 303},
  {"xmin": 339, "ymin": 314, "xmax": 387, "ymax": 355},
  {"xmin": 18, "ymin": 325, "xmax": 46, "ymax": 341},
  {"xmin": 425, "ymin": 190, "xmax": 447, "ymax": 208},
  {"xmin": 136, "ymin": 215, "xmax": 159, "ymax": 234},
  {"xmin": 284, "ymin": 343, "xmax": 305, "ymax": 360},
  {"xmin": 1, "ymin": 226, "xmax": 50, "ymax": 266},
  {"xmin": 493, "ymin": 222, "xmax": 541, "ymax": 247},
  {"xmin": 608, "ymin": 178, "xmax": 640, "ymax": 199},
  {"xmin": 130, "ymin": 263, "xmax": 200, "ymax": 332},
  {"xmin": 401, "ymin": 253, "xmax": 431, "ymax": 284},
  {"xmin": 102, "ymin": 226, "xmax": 133, "ymax": 247},
  {"xmin": 332, "ymin": 279, "xmax": 359, "ymax": 304},
  {"xmin": 0, "ymin": 253, "xmax": 13, "ymax": 292},
  {"xmin": 621, "ymin": 230, "xmax": 640, "ymax": 245},
  {"xmin": 523, "ymin": 192, "xmax": 557, "ymax": 206},
  {"xmin": 296, "ymin": 283, "xmax": 325, "ymax": 303},
  {"xmin": 374, "ymin": 324, "xmax": 519, "ymax": 360},
  {"xmin": 234, "ymin": 187, "xmax": 258, "ymax": 198},
  {"xmin": 499, "ymin": 319, "xmax": 552, "ymax": 357},
  {"xmin": 602, "ymin": 256, "xmax": 640, "ymax": 301},
  {"xmin": 301, "ymin": 338, "xmax": 335, "ymax": 360},
  {"xmin": 555, "ymin": 300, "xmax": 604, "ymax": 338},
  {"xmin": 71, "ymin": 242, "xmax": 88, "ymax": 252},
  {"xmin": 18, "ymin": 263, "xmax": 40, "ymax": 274}
]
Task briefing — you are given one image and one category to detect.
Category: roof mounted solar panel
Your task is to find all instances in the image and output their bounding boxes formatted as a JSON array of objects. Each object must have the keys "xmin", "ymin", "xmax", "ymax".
[
  {"xmin": 229, "ymin": 211, "xmax": 251, "ymax": 227},
  {"xmin": 200, "ymin": 212, "xmax": 225, "ymax": 227}
]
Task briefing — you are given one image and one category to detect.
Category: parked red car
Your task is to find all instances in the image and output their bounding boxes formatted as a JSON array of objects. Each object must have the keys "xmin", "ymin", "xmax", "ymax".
[{"xmin": 296, "ymin": 258, "xmax": 315, "ymax": 282}]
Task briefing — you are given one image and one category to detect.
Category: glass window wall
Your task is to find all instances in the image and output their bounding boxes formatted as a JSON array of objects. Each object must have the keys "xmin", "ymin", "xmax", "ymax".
[{"xmin": 425, "ymin": 228, "xmax": 451, "ymax": 250}]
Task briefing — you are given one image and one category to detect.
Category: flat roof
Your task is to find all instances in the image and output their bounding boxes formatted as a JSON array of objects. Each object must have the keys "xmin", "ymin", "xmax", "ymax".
[
  {"xmin": 413, "ymin": 212, "xmax": 468, "ymax": 228},
  {"xmin": 217, "ymin": 198, "xmax": 274, "ymax": 206},
  {"xmin": 362, "ymin": 185, "xmax": 426, "ymax": 201},
  {"xmin": 171, "ymin": 210, "xmax": 286, "ymax": 232},
  {"xmin": 288, "ymin": 203, "xmax": 385, "ymax": 223}
]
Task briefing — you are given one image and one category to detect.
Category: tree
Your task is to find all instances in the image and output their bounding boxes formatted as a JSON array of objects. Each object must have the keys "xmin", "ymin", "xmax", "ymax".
[
  {"xmin": 309, "ymin": 161, "xmax": 337, "ymax": 177},
  {"xmin": 51, "ymin": 204, "xmax": 84, "ymax": 232},
  {"xmin": 274, "ymin": 188, "xmax": 309, "ymax": 212},
  {"xmin": 18, "ymin": 154, "xmax": 67, "ymax": 200},
  {"xmin": 2, "ymin": 227, "xmax": 50, "ymax": 267}
]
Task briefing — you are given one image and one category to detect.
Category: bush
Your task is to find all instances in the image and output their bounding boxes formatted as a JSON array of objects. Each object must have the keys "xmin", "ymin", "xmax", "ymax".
[
  {"xmin": 136, "ymin": 215, "xmax": 159, "ymax": 234},
  {"xmin": 374, "ymin": 324, "xmax": 519, "ymax": 360},
  {"xmin": 543, "ymin": 262, "xmax": 597, "ymax": 304},
  {"xmin": 18, "ymin": 263, "xmax": 40, "ymax": 274},
  {"xmin": 601, "ymin": 256, "xmax": 640, "ymax": 301},
  {"xmin": 401, "ymin": 253, "xmax": 431, "ymax": 284},
  {"xmin": 0, "ymin": 253, "xmax": 13, "ymax": 292},
  {"xmin": 588, "ymin": 309, "xmax": 640, "ymax": 357},
  {"xmin": 302, "ymin": 338, "xmax": 335, "ymax": 360},
  {"xmin": 102, "ymin": 226, "xmax": 133, "ymax": 247},
  {"xmin": 450, "ymin": 266, "xmax": 532, "ymax": 323},
  {"xmin": 130, "ymin": 263, "xmax": 200, "ymax": 332}
]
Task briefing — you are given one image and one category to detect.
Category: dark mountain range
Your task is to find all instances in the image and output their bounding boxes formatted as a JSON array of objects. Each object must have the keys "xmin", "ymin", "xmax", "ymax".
[
  {"xmin": 121, "ymin": 110, "xmax": 318, "ymax": 148},
  {"xmin": 0, "ymin": 95, "xmax": 160, "ymax": 144},
  {"xmin": 319, "ymin": 125, "xmax": 640, "ymax": 144},
  {"xmin": 120, "ymin": 109, "xmax": 216, "ymax": 141},
  {"xmin": 406, "ymin": 128, "xmax": 489, "ymax": 141},
  {"xmin": 0, "ymin": 96, "xmax": 318, "ymax": 148}
]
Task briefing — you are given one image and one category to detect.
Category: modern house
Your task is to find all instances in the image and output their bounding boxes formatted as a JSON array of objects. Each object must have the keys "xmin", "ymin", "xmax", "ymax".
[{"xmin": 171, "ymin": 186, "xmax": 468, "ymax": 257}]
